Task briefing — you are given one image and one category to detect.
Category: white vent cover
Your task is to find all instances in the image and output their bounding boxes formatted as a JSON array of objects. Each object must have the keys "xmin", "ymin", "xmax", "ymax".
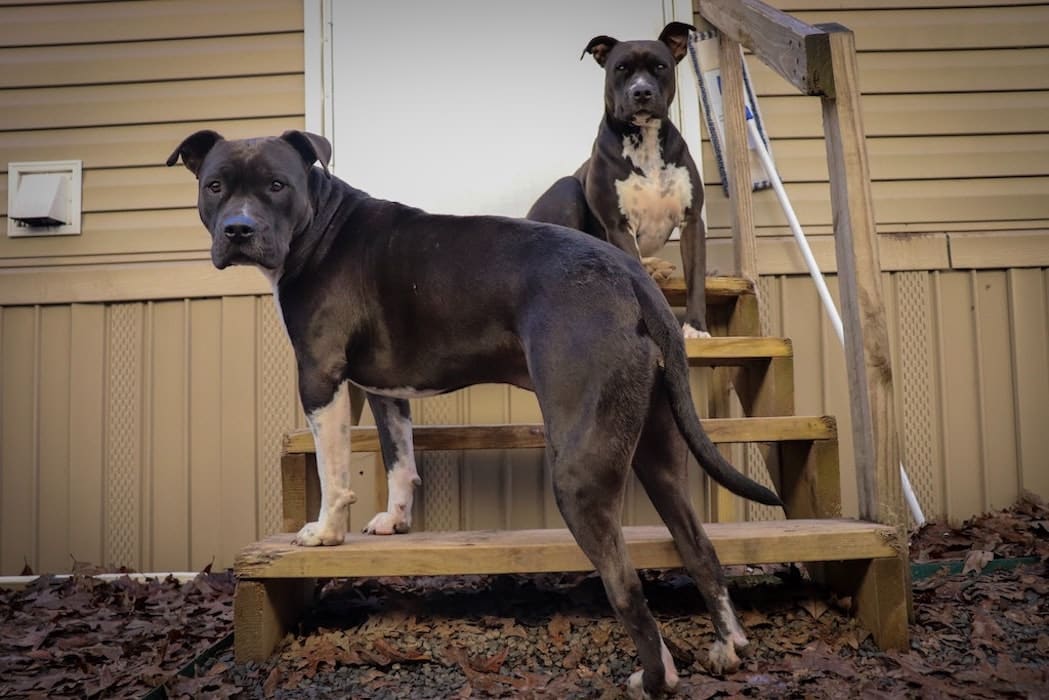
[{"xmin": 7, "ymin": 160, "xmax": 82, "ymax": 237}]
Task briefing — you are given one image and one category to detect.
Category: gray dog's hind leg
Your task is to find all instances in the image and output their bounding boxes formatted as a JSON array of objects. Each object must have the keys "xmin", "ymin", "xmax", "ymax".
[
  {"xmin": 363, "ymin": 395, "xmax": 421, "ymax": 535},
  {"xmin": 537, "ymin": 363, "xmax": 679, "ymax": 697},
  {"xmin": 632, "ymin": 383, "xmax": 750, "ymax": 675},
  {"xmin": 548, "ymin": 432, "xmax": 680, "ymax": 699}
]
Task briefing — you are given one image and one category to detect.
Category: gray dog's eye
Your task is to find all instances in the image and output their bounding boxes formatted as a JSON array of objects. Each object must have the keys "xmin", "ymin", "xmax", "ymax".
[
  {"xmin": 270, "ymin": 180, "xmax": 285, "ymax": 192},
  {"xmin": 206, "ymin": 181, "xmax": 221, "ymax": 194},
  {"xmin": 615, "ymin": 64, "xmax": 626, "ymax": 71}
]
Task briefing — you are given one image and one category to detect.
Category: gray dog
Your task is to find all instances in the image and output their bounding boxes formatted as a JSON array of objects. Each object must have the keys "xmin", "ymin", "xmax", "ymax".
[{"xmin": 167, "ymin": 129, "xmax": 780, "ymax": 698}]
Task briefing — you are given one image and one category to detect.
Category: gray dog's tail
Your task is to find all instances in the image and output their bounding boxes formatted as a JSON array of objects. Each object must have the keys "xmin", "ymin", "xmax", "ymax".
[{"xmin": 632, "ymin": 277, "xmax": 783, "ymax": 507}]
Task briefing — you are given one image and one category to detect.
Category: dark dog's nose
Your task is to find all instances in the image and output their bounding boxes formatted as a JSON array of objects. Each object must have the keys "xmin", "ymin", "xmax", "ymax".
[
  {"xmin": 222, "ymin": 214, "xmax": 256, "ymax": 240},
  {"xmin": 632, "ymin": 87, "xmax": 653, "ymax": 103}
]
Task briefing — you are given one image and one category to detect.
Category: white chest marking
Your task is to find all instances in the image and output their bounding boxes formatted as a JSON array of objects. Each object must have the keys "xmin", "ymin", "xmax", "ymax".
[{"xmin": 615, "ymin": 121, "xmax": 693, "ymax": 257}]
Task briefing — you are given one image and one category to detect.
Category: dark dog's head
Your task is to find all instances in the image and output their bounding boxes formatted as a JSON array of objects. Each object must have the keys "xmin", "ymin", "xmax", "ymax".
[
  {"xmin": 582, "ymin": 22, "xmax": 694, "ymax": 126},
  {"xmin": 166, "ymin": 130, "xmax": 332, "ymax": 272}
]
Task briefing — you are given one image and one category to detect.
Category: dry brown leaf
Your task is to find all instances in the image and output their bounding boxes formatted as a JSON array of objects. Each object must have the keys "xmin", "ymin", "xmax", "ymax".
[
  {"xmin": 962, "ymin": 549, "xmax": 994, "ymax": 575},
  {"xmin": 800, "ymin": 598, "xmax": 829, "ymax": 620},
  {"xmin": 547, "ymin": 612, "xmax": 571, "ymax": 645}
]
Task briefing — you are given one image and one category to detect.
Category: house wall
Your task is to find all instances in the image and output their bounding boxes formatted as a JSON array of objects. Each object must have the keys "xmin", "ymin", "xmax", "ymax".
[{"xmin": 0, "ymin": 0, "xmax": 1046, "ymax": 573}]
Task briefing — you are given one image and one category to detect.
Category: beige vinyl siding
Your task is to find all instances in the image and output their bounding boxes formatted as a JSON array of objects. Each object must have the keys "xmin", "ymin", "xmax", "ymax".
[
  {"xmin": 0, "ymin": 0, "xmax": 304, "ymax": 265},
  {"xmin": 0, "ymin": 0, "xmax": 305, "ymax": 574},
  {"xmin": 697, "ymin": 1, "xmax": 1049, "ymax": 239}
]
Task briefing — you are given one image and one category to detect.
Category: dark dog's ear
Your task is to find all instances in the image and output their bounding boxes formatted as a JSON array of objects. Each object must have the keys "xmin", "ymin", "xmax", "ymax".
[
  {"xmin": 166, "ymin": 130, "xmax": 224, "ymax": 177},
  {"xmin": 581, "ymin": 35, "xmax": 618, "ymax": 67},
  {"xmin": 280, "ymin": 130, "xmax": 332, "ymax": 178},
  {"xmin": 658, "ymin": 21, "xmax": 695, "ymax": 63}
]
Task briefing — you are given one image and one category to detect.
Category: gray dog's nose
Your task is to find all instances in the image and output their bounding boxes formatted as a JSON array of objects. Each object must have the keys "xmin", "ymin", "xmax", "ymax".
[
  {"xmin": 222, "ymin": 214, "xmax": 256, "ymax": 239},
  {"xmin": 633, "ymin": 88, "xmax": 653, "ymax": 103}
]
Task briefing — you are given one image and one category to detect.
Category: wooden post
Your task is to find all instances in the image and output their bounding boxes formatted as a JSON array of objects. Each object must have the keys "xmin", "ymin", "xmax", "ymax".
[
  {"xmin": 816, "ymin": 25, "xmax": 904, "ymax": 531},
  {"xmin": 717, "ymin": 35, "xmax": 758, "ymax": 282},
  {"xmin": 816, "ymin": 24, "xmax": 910, "ymax": 641},
  {"xmin": 234, "ymin": 578, "xmax": 314, "ymax": 662}
]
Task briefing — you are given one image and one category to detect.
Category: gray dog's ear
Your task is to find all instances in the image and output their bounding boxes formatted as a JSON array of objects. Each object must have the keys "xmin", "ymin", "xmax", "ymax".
[
  {"xmin": 581, "ymin": 35, "xmax": 618, "ymax": 67},
  {"xmin": 165, "ymin": 130, "xmax": 224, "ymax": 177},
  {"xmin": 658, "ymin": 22, "xmax": 695, "ymax": 64},
  {"xmin": 280, "ymin": 130, "xmax": 332, "ymax": 178}
]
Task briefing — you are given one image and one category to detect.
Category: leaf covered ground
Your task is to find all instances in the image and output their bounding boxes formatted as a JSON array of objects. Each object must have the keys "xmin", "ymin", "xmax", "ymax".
[{"xmin": 1, "ymin": 495, "xmax": 1047, "ymax": 699}]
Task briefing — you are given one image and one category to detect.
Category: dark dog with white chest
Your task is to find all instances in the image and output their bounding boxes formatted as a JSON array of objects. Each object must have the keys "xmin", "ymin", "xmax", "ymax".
[
  {"xmin": 528, "ymin": 22, "xmax": 711, "ymax": 338},
  {"xmin": 167, "ymin": 129, "xmax": 780, "ymax": 698}
]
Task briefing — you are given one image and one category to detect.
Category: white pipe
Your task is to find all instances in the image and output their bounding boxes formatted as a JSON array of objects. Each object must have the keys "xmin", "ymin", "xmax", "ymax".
[
  {"xmin": 744, "ymin": 117, "xmax": 926, "ymax": 528},
  {"xmin": 0, "ymin": 572, "xmax": 203, "ymax": 588}
]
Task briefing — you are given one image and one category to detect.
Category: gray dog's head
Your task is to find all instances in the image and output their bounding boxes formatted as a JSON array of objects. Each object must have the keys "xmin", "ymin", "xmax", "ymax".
[
  {"xmin": 166, "ymin": 130, "xmax": 332, "ymax": 272},
  {"xmin": 582, "ymin": 22, "xmax": 694, "ymax": 126}
]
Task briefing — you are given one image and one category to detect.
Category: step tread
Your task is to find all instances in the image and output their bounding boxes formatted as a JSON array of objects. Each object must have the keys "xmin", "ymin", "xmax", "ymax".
[
  {"xmin": 236, "ymin": 519, "xmax": 896, "ymax": 578},
  {"xmin": 283, "ymin": 415, "xmax": 836, "ymax": 455},
  {"xmin": 686, "ymin": 336, "xmax": 792, "ymax": 365},
  {"xmin": 662, "ymin": 276, "xmax": 753, "ymax": 307}
]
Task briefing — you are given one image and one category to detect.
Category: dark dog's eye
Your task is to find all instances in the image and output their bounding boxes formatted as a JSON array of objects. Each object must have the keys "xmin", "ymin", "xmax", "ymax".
[
  {"xmin": 656, "ymin": 63, "xmax": 667, "ymax": 71},
  {"xmin": 206, "ymin": 181, "xmax": 222, "ymax": 194},
  {"xmin": 270, "ymin": 180, "xmax": 285, "ymax": 192},
  {"xmin": 615, "ymin": 63, "xmax": 626, "ymax": 71}
]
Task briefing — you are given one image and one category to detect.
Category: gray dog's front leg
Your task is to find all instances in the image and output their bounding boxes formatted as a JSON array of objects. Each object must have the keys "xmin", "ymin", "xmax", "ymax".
[{"xmin": 295, "ymin": 379, "xmax": 357, "ymax": 546}]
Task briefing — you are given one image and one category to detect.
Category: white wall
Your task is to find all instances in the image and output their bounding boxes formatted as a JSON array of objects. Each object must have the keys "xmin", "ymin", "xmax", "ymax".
[{"xmin": 328, "ymin": 0, "xmax": 701, "ymax": 217}]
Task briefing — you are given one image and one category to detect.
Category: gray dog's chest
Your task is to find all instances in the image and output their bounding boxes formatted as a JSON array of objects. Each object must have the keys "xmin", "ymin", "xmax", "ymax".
[{"xmin": 614, "ymin": 123, "xmax": 693, "ymax": 257}]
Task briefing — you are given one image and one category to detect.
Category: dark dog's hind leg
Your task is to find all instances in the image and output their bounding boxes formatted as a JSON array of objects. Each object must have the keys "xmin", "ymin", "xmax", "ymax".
[{"xmin": 632, "ymin": 383, "xmax": 750, "ymax": 675}]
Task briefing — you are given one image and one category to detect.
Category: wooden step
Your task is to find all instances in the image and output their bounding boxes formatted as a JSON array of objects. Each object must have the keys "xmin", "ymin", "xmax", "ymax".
[
  {"xmin": 686, "ymin": 336, "xmax": 791, "ymax": 366},
  {"xmin": 235, "ymin": 519, "xmax": 896, "ymax": 579},
  {"xmin": 661, "ymin": 276, "xmax": 753, "ymax": 307},
  {"xmin": 283, "ymin": 415, "xmax": 836, "ymax": 455}
]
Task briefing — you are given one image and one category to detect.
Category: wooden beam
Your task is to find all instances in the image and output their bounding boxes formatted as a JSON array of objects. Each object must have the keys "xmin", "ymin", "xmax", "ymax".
[
  {"xmin": 819, "ymin": 27, "xmax": 903, "ymax": 529},
  {"xmin": 717, "ymin": 35, "xmax": 759, "ymax": 281},
  {"xmin": 686, "ymin": 336, "xmax": 792, "ymax": 364},
  {"xmin": 696, "ymin": 0, "xmax": 829, "ymax": 95},
  {"xmin": 233, "ymin": 579, "xmax": 313, "ymax": 662},
  {"xmin": 235, "ymin": 519, "xmax": 897, "ymax": 578},
  {"xmin": 660, "ymin": 275, "xmax": 754, "ymax": 307},
  {"xmin": 282, "ymin": 415, "xmax": 837, "ymax": 455},
  {"xmin": 821, "ymin": 557, "xmax": 909, "ymax": 650}
]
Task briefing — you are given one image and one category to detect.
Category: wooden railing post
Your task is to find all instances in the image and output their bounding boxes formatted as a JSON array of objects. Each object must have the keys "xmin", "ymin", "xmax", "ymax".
[
  {"xmin": 816, "ymin": 25, "xmax": 904, "ymax": 531},
  {"xmin": 716, "ymin": 35, "xmax": 758, "ymax": 282}
]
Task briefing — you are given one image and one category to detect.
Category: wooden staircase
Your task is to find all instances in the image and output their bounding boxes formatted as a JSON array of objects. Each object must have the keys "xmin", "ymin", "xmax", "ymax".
[{"xmin": 233, "ymin": 277, "xmax": 909, "ymax": 663}]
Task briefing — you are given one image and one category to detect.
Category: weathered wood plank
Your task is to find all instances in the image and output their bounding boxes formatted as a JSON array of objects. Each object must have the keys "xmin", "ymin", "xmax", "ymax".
[
  {"xmin": 686, "ymin": 337, "xmax": 793, "ymax": 367},
  {"xmin": 697, "ymin": 0, "xmax": 827, "ymax": 95},
  {"xmin": 282, "ymin": 415, "xmax": 837, "ymax": 455},
  {"xmin": 235, "ymin": 519, "xmax": 898, "ymax": 578},
  {"xmin": 660, "ymin": 276, "xmax": 754, "ymax": 306}
]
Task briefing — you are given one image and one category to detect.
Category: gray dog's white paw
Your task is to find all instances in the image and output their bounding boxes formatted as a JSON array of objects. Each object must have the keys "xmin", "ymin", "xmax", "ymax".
[
  {"xmin": 362, "ymin": 511, "xmax": 411, "ymax": 535},
  {"xmin": 293, "ymin": 520, "xmax": 346, "ymax": 546}
]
